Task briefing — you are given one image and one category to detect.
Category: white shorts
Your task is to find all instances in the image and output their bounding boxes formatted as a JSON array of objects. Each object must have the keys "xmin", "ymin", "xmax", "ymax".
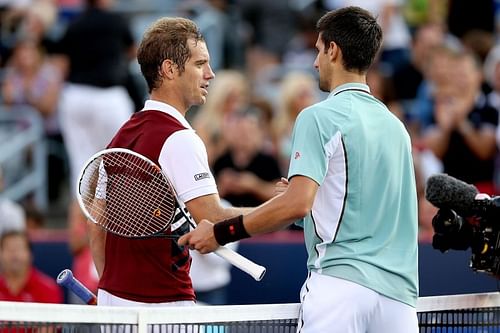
[
  {"xmin": 97, "ymin": 289, "xmax": 196, "ymax": 307},
  {"xmin": 58, "ymin": 83, "xmax": 133, "ymax": 193},
  {"xmin": 297, "ymin": 272, "xmax": 418, "ymax": 333}
]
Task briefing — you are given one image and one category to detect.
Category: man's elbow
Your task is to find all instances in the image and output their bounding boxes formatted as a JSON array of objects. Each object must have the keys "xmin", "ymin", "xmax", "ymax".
[{"xmin": 288, "ymin": 201, "xmax": 311, "ymax": 220}]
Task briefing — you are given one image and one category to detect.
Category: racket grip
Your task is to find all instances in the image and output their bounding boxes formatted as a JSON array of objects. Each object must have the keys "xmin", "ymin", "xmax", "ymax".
[
  {"xmin": 57, "ymin": 269, "xmax": 97, "ymax": 305},
  {"xmin": 214, "ymin": 246, "xmax": 266, "ymax": 281}
]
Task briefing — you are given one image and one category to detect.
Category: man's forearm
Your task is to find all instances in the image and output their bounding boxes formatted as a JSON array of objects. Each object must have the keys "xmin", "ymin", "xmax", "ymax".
[{"xmin": 87, "ymin": 221, "xmax": 106, "ymax": 278}]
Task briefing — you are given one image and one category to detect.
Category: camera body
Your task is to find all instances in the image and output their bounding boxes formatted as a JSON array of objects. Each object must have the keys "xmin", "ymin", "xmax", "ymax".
[{"xmin": 431, "ymin": 196, "xmax": 500, "ymax": 276}]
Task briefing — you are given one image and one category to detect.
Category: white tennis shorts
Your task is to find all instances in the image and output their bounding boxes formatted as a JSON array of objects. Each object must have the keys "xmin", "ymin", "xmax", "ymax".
[{"xmin": 297, "ymin": 272, "xmax": 418, "ymax": 333}]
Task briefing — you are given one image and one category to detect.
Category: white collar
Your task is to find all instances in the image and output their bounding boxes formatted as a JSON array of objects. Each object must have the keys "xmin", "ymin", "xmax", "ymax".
[{"xmin": 141, "ymin": 100, "xmax": 192, "ymax": 129}]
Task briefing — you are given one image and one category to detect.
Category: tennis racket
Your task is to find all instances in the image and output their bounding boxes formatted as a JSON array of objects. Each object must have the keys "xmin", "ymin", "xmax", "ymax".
[
  {"xmin": 57, "ymin": 269, "xmax": 97, "ymax": 305},
  {"xmin": 76, "ymin": 148, "xmax": 266, "ymax": 281}
]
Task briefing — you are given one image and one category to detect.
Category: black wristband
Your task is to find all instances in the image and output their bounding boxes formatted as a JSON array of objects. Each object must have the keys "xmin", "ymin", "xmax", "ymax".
[{"xmin": 213, "ymin": 215, "xmax": 250, "ymax": 246}]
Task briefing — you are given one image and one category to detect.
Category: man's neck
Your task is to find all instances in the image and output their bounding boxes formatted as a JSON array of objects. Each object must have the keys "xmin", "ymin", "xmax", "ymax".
[
  {"xmin": 150, "ymin": 91, "xmax": 187, "ymax": 117},
  {"xmin": 330, "ymin": 71, "xmax": 367, "ymax": 92}
]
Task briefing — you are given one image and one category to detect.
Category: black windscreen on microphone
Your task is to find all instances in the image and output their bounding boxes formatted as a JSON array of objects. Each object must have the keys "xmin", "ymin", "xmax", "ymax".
[{"xmin": 425, "ymin": 173, "xmax": 478, "ymax": 217}]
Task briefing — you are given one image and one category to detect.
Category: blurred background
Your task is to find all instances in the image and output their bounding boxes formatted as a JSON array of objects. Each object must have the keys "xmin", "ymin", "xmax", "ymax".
[{"xmin": 0, "ymin": 0, "xmax": 500, "ymax": 305}]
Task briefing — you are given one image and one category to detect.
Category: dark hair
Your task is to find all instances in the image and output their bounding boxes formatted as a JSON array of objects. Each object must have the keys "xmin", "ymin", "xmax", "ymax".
[
  {"xmin": 317, "ymin": 6, "xmax": 382, "ymax": 73},
  {"xmin": 137, "ymin": 17, "xmax": 204, "ymax": 92},
  {"xmin": 0, "ymin": 230, "xmax": 32, "ymax": 253}
]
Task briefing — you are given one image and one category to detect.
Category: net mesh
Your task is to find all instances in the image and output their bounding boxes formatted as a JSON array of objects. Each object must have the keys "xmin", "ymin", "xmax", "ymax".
[
  {"xmin": 0, "ymin": 293, "xmax": 499, "ymax": 332},
  {"xmin": 417, "ymin": 292, "xmax": 500, "ymax": 332}
]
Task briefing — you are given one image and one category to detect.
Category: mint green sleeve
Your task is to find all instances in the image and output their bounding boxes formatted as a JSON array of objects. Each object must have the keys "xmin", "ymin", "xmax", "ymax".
[{"xmin": 287, "ymin": 108, "xmax": 329, "ymax": 186}]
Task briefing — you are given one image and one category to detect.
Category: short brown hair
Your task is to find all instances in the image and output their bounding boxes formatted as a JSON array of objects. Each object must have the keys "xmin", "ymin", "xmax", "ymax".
[
  {"xmin": 137, "ymin": 17, "xmax": 204, "ymax": 92},
  {"xmin": 317, "ymin": 7, "xmax": 382, "ymax": 73}
]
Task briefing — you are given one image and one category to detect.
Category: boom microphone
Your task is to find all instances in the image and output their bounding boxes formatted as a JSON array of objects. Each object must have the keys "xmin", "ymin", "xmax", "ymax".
[{"xmin": 425, "ymin": 173, "xmax": 479, "ymax": 217}]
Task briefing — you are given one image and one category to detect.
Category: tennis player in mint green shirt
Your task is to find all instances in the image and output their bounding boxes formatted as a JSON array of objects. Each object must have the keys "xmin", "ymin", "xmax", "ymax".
[{"xmin": 180, "ymin": 6, "xmax": 419, "ymax": 333}]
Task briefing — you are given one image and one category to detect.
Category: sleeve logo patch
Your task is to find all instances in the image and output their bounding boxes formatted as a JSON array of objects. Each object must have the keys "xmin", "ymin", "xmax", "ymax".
[
  {"xmin": 294, "ymin": 151, "xmax": 301, "ymax": 160},
  {"xmin": 194, "ymin": 172, "xmax": 210, "ymax": 181}
]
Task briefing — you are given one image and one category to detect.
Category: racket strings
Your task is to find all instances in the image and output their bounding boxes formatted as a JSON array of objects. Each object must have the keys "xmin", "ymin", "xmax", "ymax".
[
  {"xmin": 110, "ymin": 161, "xmax": 173, "ymax": 235},
  {"xmin": 106, "ymin": 153, "xmax": 175, "ymax": 236},
  {"xmin": 80, "ymin": 151, "xmax": 177, "ymax": 237}
]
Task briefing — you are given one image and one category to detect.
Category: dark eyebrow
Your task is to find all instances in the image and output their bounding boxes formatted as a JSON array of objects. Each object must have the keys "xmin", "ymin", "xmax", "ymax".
[{"xmin": 195, "ymin": 59, "xmax": 208, "ymax": 65}]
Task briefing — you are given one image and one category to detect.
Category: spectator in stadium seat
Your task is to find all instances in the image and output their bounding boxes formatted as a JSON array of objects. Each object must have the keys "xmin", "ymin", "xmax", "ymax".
[
  {"xmin": 422, "ymin": 50, "xmax": 499, "ymax": 195},
  {"xmin": 271, "ymin": 71, "xmax": 319, "ymax": 173},
  {"xmin": 0, "ymin": 230, "xmax": 63, "ymax": 303},
  {"xmin": 391, "ymin": 23, "xmax": 446, "ymax": 124},
  {"xmin": 213, "ymin": 110, "xmax": 283, "ymax": 208},
  {"xmin": 191, "ymin": 70, "xmax": 251, "ymax": 167},
  {"xmin": 1, "ymin": 37, "xmax": 65, "ymax": 202}
]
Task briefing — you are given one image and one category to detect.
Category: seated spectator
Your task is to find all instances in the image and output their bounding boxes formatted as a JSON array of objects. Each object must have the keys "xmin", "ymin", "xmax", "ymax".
[
  {"xmin": 412, "ymin": 45, "xmax": 457, "ymax": 135},
  {"xmin": 271, "ymin": 71, "xmax": 318, "ymax": 173},
  {"xmin": 1, "ymin": 37, "xmax": 65, "ymax": 202},
  {"xmin": 483, "ymin": 45, "xmax": 500, "ymax": 113},
  {"xmin": 422, "ymin": 50, "xmax": 499, "ymax": 195},
  {"xmin": 1, "ymin": 37, "xmax": 61, "ymax": 120},
  {"xmin": 213, "ymin": 110, "xmax": 282, "ymax": 207},
  {"xmin": 192, "ymin": 70, "xmax": 251, "ymax": 166},
  {"xmin": 0, "ymin": 230, "xmax": 63, "ymax": 303},
  {"xmin": 392, "ymin": 23, "xmax": 446, "ymax": 122}
]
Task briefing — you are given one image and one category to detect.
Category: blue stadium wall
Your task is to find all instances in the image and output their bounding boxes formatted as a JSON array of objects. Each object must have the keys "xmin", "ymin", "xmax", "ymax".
[{"xmin": 31, "ymin": 230, "xmax": 499, "ymax": 304}]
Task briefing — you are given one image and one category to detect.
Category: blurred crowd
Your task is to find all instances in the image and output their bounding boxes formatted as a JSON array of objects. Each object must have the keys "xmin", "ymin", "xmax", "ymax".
[{"xmin": 0, "ymin": 0, "xmax": 499, "ymax": 303}]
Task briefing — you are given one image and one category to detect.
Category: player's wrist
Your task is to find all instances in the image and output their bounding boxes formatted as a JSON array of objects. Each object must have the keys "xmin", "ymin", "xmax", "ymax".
[{"xmin": 213, "ymin": 215, "xmax": 250, "ymax": 246}]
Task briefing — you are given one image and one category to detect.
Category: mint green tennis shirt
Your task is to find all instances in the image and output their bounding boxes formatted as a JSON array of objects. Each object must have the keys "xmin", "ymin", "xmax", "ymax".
[{"xmin": 288, "ymin": 83, "xmax": 419, "ymax": 307}]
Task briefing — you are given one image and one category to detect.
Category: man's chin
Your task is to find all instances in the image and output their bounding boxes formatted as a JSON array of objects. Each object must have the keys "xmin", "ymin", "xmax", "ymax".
[
  {"xmin": 318, "ymin": 80, "xmax": 329, "ymax": 93},
  {"xmin": 198, "ymin": 96, "xmax": 207, "ymax": 105}
]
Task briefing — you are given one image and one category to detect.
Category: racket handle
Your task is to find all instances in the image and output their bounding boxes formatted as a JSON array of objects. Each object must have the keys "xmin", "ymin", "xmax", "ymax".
[
  {"xmin": 214, "ymin": 246, "xmax": 266, "ymax": 281},
  {"xmin": 57, "ymin": 269, "xmax": 97, "ymax": 305}
]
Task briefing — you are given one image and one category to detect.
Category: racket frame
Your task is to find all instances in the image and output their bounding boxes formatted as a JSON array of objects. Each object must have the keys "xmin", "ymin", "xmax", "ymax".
[{"xmin": 76, "ymin": 148, "xmax": 266, "ymax": 281}]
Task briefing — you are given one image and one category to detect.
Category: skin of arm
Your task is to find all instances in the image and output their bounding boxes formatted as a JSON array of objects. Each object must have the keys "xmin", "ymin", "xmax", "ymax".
[
  {"xmin": 217, "ymin": 169, "xmax": 280, "ymax": 202},
  {"xmin": 86, "ymin": 198, "xmax": 107, "ymax": 278},
  {"xmin": 178, "ymin": 175, "xmax": 318, "ymax": 253},
  {"xmin": 456, "ymin": 120, "xmax": 497, "ymax": 160},
  {"xmin": 185, "ymin": 193, "xmax": 254, "ymax": 224},
  {"xmin": 239, "ymin": 172, "xmax": 281, "ymax": 202},
  {"xmin": 424, "ymin": 102, "xmax": 497, "ymax": 161}
]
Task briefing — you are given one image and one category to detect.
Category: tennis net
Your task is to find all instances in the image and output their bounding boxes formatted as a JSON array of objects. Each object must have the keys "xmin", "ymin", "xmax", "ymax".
[{"xmin": 0, "ymin": 292, "xmax": 498, "ymax": 332}]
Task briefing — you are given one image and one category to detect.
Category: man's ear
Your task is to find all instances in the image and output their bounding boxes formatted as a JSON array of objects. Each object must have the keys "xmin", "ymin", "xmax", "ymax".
[
  {"xmin": 159, "ymin": 59, "xmax": 176, "ymax": 80},
  {"xmin": 328, "ymin": 41, "xmax": 340, "ymax": 63}
]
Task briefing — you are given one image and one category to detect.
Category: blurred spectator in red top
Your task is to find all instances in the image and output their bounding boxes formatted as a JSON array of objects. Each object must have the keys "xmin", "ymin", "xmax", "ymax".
[{"xmin": 0, "ymin": 230, "xmax": 63, "ymax": 303}]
